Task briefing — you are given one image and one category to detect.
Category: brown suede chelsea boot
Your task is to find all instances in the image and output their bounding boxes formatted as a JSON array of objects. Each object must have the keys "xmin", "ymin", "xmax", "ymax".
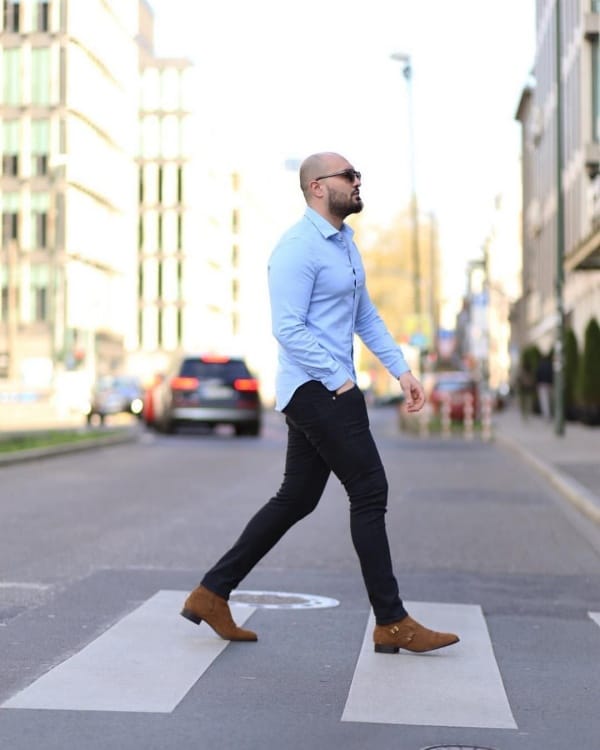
[
  {"xmin": 180, "ymin": 585, "xmax": 258, "ymax": 642},
  {"xmin": 373, "ymin": 615, "xmax": 459, "ymax": 654}
]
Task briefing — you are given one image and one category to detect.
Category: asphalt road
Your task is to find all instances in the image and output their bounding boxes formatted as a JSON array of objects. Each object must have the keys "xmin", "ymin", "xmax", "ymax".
[{"xmin": 1, "ymin": 407, "xmax": 600, "ymax": 749}]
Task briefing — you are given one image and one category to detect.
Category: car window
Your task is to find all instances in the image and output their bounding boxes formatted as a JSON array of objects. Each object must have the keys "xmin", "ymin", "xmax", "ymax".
[
  {"xmin": 113, "ymin": 377, "xmax": 140, "ymax": 389},
  {"xmin": 179, "ymin": 359, "xmax": 251, "ymax": 381}
]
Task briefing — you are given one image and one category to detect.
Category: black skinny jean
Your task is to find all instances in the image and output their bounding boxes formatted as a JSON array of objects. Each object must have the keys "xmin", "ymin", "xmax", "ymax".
[{"xmin": 201, "ymin": 380, "xmax": 408, "ymax": 625}]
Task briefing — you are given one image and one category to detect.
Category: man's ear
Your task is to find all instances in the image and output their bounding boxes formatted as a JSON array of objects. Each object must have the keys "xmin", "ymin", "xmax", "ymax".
[{"xmin": 308, "ymin": 180, "xmax": 324, "ymax": 199}]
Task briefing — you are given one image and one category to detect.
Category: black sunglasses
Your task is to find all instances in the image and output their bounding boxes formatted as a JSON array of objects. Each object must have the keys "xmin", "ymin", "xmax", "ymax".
[{"xmin": 314, "ymin": 168, "xmax": 361, "ymax": 183}]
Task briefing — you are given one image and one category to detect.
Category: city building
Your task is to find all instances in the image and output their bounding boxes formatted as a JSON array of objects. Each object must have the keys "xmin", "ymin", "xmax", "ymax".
[
  {"xmin": 514, "ymin": 0, "xmax": 600, "ymax": 357},
  {"xmin": 1, "ymin": 0, "xmax": 139, "ymax": 396},
  {"xmin": 0, "ymin": 0, "xmax": 242, "ymax": 401},
  {"xmin": 134, "ymin": 0, "xmax": 204, "ymax": 380}
]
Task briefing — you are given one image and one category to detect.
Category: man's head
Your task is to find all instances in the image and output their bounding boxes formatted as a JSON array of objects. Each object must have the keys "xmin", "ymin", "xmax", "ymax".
[{"xmin": 299, "ymin": 152, "xmax": 363, "ymax": 226}]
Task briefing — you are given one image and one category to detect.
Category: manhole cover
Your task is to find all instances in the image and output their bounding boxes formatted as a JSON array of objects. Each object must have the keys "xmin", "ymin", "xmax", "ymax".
[
  {"xmin": 230, "ymin": 590, "xmax": 339, "ymax": 609},
  {"xmin": 421, "ymin": 746, "xmax": 498, "ymax": 750}
]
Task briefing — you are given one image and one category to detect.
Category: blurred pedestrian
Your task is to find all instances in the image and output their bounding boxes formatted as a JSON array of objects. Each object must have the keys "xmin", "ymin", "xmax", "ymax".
[
  {"xmin": 517, "ymin": 361, "xmax": 535, "ymax": 420},
  {"xmin": 180, "ymin": 152, "xmax": 459, "ymax": 655},
  {"xmin": 536, "ymin": 354, "xmax": 554, "ymax": 420}
]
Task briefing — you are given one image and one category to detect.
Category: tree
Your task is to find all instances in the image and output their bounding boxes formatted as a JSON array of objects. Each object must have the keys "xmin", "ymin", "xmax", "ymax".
[
  {"xmin": 577, "ymin": 317, "xmax": 600, "ymax": 425},
  {"xmin": 563, "ymin": 328, "xmax": 579, "ymax": 421}
]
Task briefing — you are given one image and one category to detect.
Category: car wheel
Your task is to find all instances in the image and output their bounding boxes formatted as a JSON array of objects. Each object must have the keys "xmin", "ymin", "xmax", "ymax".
[{"xmin": 235, "ymin": 422, "xmax": 261, "ymax": 437}]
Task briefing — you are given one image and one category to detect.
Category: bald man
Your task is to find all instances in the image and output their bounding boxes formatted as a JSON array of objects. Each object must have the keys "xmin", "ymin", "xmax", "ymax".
[{"xmin": 181, "ymin": 152, "xmax": 459, "ymax": 655}]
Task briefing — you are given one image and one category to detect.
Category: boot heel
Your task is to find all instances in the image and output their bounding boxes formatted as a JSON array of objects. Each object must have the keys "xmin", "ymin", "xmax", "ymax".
[
  {"xmin": 374, "ymin": 644, "xmax": 400, "ymax": 654},
  {"xmin": 180, "ymin": 608, "xmax": 202, "ymax": 625}
]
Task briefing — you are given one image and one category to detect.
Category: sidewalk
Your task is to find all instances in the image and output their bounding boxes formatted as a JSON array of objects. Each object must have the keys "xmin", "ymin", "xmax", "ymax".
[
  {"xmin": 0, "ymin": 399, "xmax": 83, "ymax": 432},
  {"xmin": 493, "ymin": 405, "xmax": 600, "ymax": 525}
]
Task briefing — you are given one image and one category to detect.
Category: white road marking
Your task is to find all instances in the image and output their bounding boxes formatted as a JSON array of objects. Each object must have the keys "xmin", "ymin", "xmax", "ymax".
[
  {"xmin": 0, "ymin": 582, "xmax": 50, "ymax": 590},
  {"xmin": 589, "ymin": 612, "xmax": 600, "ymax": 628},
  {"xmin": 341, "ymin": 601, "xmax": 517, "ymax": 729},
  {"xmin": 2, "ymin": 590, "xmax": 256, "ymax": 713}
]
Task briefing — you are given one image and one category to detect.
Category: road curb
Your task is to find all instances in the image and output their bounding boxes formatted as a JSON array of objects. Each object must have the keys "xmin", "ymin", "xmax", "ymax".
[
  {"xmin": 0, "ymin": 429, "xmax": 140, "ymax": 468},
  {"xmin": 496, "ymin": 432, "xmax": 600, "ymax": 525}
]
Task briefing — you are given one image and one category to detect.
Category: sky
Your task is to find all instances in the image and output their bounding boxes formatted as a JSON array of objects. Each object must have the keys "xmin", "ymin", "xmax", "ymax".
[{"xmin": 148, "ymin": 0, "xmax": 536, "ymax": 324}]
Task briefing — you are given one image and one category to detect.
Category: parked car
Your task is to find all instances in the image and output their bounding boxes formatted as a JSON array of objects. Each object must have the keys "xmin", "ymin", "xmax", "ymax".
[
  {"xmin": 84, "ymin": 375, "xmax": 144, "ymax": 425},
  {"xmin": 149, "ymin": 354, "xmax": 262, "ymax": 436},
  {"xmin": 141, "ymin": 373, "xmax": 164, "ymax": 426},
  {"xmin": 428, "ymin": 372, "xmax": 479, "ymax": 421}
]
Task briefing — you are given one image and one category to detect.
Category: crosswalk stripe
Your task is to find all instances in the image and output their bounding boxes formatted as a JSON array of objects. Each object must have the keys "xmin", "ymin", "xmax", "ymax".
[
  {"xmin": 589, "ymin": 612, "xmax": 600, "ymax": 628},
  {"xmin": 2, "ymin": 590, "xmax": 256, "ymax": 713},
  {"xmin": 341, "ymin": 601, "xmax": 517, "ymax": 728}
]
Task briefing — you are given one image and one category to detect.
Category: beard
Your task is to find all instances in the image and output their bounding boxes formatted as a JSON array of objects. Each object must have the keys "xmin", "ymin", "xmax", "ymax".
[{"xmin": 327, "ymin": 187, "xmax": 364, "ymax": 219}]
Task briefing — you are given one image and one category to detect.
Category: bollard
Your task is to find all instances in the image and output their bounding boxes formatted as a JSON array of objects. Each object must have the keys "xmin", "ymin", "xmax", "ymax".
[
  {"xmin": 463, "ymin": 392, "xmax": 474, "ymax": 441},
  {"xmin": 481, "ymin": 392, "xmax": 493, "ymax": 442},
  {"xmin": 441, "ymin": 394, "xmax": 451, "ymax": 438}
]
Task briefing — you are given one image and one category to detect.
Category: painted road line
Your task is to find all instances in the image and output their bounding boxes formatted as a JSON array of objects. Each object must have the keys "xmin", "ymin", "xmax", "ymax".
[
  {"xmin": 2, "ymin": 590, "xmax": 256, "ymax": 713},
  {"xmin": 342, "ymin": 601, "xmax": 517, "ymax": 729},
  {"xmin": 589, "ymin": 612, "xmax": 600, "ymax": 628}
]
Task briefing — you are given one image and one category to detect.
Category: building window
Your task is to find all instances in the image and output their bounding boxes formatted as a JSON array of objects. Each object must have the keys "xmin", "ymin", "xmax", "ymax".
[
  {"xmin": 232, "ymin": 208, "xmax": 239, "ymax": 233},
  {"xmin": 2, "ymin": 121, "xmax": 19, "ymax": 176},
  {"xmin": 157, "ymin": 261, "xmax": 163, "ymax": 297},
  {"xmin": 161, "ymin": 68, "xmax": 180, "ymax": 111},
  {"xmin": 2, "ymin": 153, "xmax": 18, "ymax": 176},
  {"xmin": 31, "ymin": 119, "xmax": 49, "ymax": 175},
  {"xmin": 30, "ymin": 265, "xmax": 49, "ymax": 321},
  {"xmin": 3, "ymin": 0, "xmax": 20, "ymax": 31},
  {"xmin": 31, "ymin": 48, "xmax": 51, "ymax": 105},
  {"xmin": 142, "ymin": 115, "xmax": 160, "ymax": 158},
  {"xmin": 31, "ymin": 193, "xmax": 50, "ymax": 248},
  {"xmin": 2, "ymin": 48, "xmax": 21, "ymax": 105},
  {"xmin": 176, "ymin": 214, "xmax": 182, "ymax": 249},
  {"xmin": 34, "ymin": 0, "xmax": 50, "ymax": 31},
  {"xmin": 592, "ymin": 37, "xmax": 600, "ymax": 143},
  {"xmin": 0, "ymin": 267, "xmax": 8, "ymax": 320},
  {"xmin": 161, "ymin": 115, "xmax": 178, "ymax": 158},
  {"xmin": 177, "ymin": 166, "xmax": 183, "ymax": 202},
  {"xmin": 2, "ymin": 193, "xmax": 19, "ymax": 242}
]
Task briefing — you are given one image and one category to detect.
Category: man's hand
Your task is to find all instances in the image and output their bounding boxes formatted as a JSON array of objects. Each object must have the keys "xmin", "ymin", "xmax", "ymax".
[
  {"xmin": 398, "ymin": 371, "xmax": 426, "ymax": 412},
  {"xmin": 335, "ymin": 379, "xmax": 355, "ymax": 395}
]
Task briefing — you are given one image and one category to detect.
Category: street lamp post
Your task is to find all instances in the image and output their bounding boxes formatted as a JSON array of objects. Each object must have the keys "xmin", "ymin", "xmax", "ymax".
[
  {"xmin": 390, "ymin": 52, "xmax": 421, "ymax": 325},
  {"xmin": 554, "ymin": 0, "xmax": 565, "ymax": 436}
]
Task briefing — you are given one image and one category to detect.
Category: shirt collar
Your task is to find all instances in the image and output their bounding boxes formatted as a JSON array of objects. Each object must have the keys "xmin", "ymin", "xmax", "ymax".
[{"xmin": 304, "ymin": 206, "xmax": 355, "ymax": 241}]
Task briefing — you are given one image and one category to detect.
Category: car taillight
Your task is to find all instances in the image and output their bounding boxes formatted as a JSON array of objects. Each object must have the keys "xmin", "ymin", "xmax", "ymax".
[
  {"xmin": 201, "ymin": 354, "xmax": 230, "ymax": 363},
  {"xmin": 234, "ymin": 378, "xmax": 258, "ymax": 392},
  {"xmin": 170, "ymin": 376, "xmax": 200, "ymax": 391}
]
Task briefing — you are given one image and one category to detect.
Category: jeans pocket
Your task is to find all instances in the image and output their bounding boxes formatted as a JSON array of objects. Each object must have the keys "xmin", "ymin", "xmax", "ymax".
[{"xmin": 332, "ymin": 384, "xmax": 358, "ymax": 400}]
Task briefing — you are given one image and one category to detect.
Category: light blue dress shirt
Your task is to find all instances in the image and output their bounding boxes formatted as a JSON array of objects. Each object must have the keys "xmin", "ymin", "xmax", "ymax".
[{"xmin": 268, "ymin": 207, "xmax": 410, "ymax": 411}]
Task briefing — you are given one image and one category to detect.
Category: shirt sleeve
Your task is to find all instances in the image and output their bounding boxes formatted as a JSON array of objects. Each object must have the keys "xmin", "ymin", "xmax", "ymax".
[
  {"xmin": 268, "ymin": 237, "xmax": 352, "ymax": 391},
  {"xmin": 354, "ymin": 283, "xmax": 411, "ymax": 378}
]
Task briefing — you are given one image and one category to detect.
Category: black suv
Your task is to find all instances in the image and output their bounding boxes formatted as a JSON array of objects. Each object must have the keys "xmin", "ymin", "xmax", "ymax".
[{"xmin": 150, "ymin": 354, "xmax": 262, "ymax": 436}]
